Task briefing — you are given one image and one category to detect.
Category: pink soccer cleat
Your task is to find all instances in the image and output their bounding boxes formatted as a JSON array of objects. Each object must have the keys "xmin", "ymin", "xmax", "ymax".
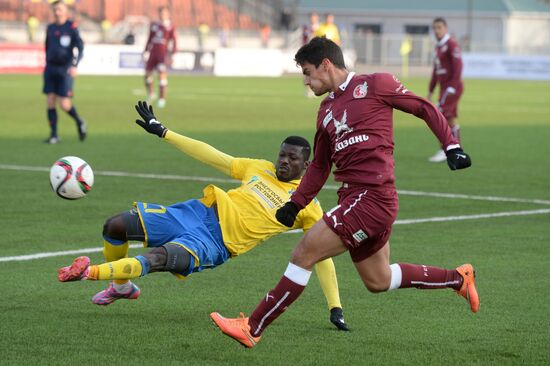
[
  {"xmin": 57, "ymin": 256, "xmax": 90, "ymax": 282},
  {"xmin": 92, "ymin": 282, "xmax": 141, "ymax": 306}
]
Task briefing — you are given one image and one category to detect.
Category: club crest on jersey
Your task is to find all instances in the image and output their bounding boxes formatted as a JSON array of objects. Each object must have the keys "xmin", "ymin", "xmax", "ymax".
[
  {"xmin": 353, "ymin": 82, "xmax": 368, "ymax": 99},
  {"xmin": 333, "ymin": 110, "xmax": 353, "ymax": 140}
]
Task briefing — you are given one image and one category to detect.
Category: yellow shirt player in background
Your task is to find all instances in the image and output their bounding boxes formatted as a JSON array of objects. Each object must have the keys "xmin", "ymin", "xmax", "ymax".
[
  {"xmin": 315, "ymin": 13, "xmax": 340, "ymax": 45},
  {"xmin": 57, "ymin": 101, "xmax": 350, "ymax": 331}
]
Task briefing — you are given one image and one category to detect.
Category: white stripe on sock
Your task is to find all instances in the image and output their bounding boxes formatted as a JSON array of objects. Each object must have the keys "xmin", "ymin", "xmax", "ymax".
[
  {"xmin": 411, "ymin": 280, "xmax": 460, "ymax": 287},
  {"xmin": 253, "ymin": 291, "xmax": 290, "ymax": 336}
]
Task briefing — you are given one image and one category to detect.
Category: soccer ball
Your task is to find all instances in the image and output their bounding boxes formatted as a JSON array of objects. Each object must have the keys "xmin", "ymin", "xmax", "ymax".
[{"xmin": 49, "ymin": 156, "xmax": 94, "ymax": 200}]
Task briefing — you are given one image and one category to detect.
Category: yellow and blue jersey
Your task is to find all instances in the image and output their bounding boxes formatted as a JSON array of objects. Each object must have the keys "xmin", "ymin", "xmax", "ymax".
[{"xmin": 200, "ymin": 158, "xmax": 322, "ymax": 256}]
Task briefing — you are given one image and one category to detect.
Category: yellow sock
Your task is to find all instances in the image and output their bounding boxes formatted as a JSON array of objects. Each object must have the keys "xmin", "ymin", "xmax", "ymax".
[
  {"xmin": 103, "ymin": 240, "xmax": 130, "ymax": 284},
  {"xmin": 88, "ymin": 258, "xmax": 143, "ymax": 281},
  {"xmin": 314, "ymin": 258, "xmax": 342, "ymax": 310}
]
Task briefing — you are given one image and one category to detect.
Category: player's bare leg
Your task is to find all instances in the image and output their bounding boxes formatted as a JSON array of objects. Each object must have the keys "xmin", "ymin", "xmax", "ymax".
[
  {"xmin": 157, "ymin": 69, "xmax": 168, "ymax": 108},
  {"xmin": 45, "ymin": 93, "xmax": 59, "ymax": 144},
  {"xmin": 145, "ymin": 71, "xmax": 155, "ymax": 102},
  {"xmin": 59, "ymin": 97, "xmax": 86, "ymax": 141}
]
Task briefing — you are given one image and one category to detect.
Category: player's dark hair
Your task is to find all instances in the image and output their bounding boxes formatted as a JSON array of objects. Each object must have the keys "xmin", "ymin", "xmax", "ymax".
[
  {"xmin": 50, "ymin": 0, "xmax": 65, "ymax": 6},
  {"xmin": 282, "ymin": 136, "xmax": 311, "ymax": 160},
  {"xmin": 295, "ymin": 36, "xmax": 346, "ymax": 69},
  {"xmin": 433, "ymin": 17, "xmax": 447, "ymax": 26}
]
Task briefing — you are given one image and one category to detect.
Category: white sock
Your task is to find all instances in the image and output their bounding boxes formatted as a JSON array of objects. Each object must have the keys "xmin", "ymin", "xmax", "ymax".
[
  {"xmin": 284, "ymin": 262, "xmax": 312, "ymax": 286},
  {"xmin": 113, "ymin": 281, "xmax": 132, "ymax": 293},
  {"xmin": 388, "ymin": 263, "xmax": 402, "ymax": 291}
]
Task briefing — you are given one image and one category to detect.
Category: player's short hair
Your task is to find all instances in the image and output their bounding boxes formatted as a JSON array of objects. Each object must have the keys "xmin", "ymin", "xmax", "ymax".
[
  {"xmin": 294, "ymin": 36, "xmax": 345, "ymax": 69},
  {"xmin": 433, "ymin": 17, "xmax": 447, "ymax": 26},
  {"xmin": 282, "ymin": 136, "xmax": 311, "ymax": 160},
  {"xmin": 50, "ymin": 0, "xmax": 65, "ymax": 7}
]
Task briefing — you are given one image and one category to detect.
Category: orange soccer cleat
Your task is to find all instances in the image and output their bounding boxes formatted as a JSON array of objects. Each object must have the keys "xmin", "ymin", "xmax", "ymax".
[
  {"xmin": 210, "ymin": 312, "xmax": 260, "ymax": 348},
  {"xmin": 455, "ymin": 264, "xmax": 479, "ymax": 313}
]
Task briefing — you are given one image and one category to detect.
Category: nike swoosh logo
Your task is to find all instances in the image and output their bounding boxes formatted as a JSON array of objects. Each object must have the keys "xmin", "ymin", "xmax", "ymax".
[{"xmin": 456, "ymin": 154, "xmax": 467, "ymax": 159}]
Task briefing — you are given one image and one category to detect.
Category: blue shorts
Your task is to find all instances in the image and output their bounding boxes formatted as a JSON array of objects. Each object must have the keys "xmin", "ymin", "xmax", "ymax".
[
  {"xmin": 43, "ymin": 65, "xmax": 73, "ymax": 97},
  {"xmin": 135, "ymin": 199, "xmax": 229, "ymax": 277}
]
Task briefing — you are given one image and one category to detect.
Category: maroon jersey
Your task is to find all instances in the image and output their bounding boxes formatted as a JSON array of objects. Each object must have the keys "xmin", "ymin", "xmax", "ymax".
[
  {"xmin": 145, "ymin": 21, "xmax": 177, "ymax": 56},
  {"xmin": 291, "ymin": 72, "xmax": 459, "ymax": 209},
  {"xmin": 429, "ymin": 34, "xmax": 463, "ymax": 92}
]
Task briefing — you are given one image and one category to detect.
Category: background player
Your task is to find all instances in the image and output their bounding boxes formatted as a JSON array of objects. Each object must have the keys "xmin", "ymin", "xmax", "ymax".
[
  {"xmin": 43, "ymin": 0, "xmax": 86, "ymax": 144},
  {"xmin": 427, "ymin": 17, "xmax": 464, "ymax": 162},
  {"xmin": 144, "ymin": 6, "xmax": 177, "ymax": 108},
  {"xmin": 57, "ymin": 101, "xmax": 349, "ymax": 331},
  {"xmin": 210, "ymin": 37, "xmax": 476, "ymax": 348}
]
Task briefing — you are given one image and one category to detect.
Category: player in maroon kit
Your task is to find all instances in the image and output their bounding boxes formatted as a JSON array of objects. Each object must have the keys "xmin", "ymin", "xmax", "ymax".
[
  {"xmin": 210, "ymin": 36, "xmax": 477, "ymax": 348},
  {"xmin": 427, "ymin": 17, "xmax": 464, "ymax": 162},
  {"xmin": 144, "ymin": 6, "xmax": 177, "ymax": 108}
]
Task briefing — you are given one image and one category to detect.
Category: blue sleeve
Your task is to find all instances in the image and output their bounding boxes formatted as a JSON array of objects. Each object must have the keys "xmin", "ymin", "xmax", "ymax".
[{"xmin": 71, "ymin": 25, "xmax": 84, "ymax": 66}]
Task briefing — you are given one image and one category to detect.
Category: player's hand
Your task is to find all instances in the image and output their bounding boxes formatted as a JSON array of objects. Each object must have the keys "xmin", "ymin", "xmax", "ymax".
[
  {"xmin": 446, "ymin": 148, "xmax": 471, "ymax": 170},
  {"xmin": 135, "ymin": 101, "xmax": 168, "ymax": 138},
  {"xmin": 68, "ymin": 66, "xmax": 77, "ymax": 77},
  {"xmin": 276, "ymin": 202, "xmax": 300, "ymax": 227}
]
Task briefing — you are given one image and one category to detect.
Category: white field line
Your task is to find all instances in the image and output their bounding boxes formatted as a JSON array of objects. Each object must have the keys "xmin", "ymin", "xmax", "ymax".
[
  {"xmin": 2, "ymin": 163, "xmax": 550, "ymax": 206},
  {"xmin": 1, "ymin": 208, "xmax": 550, "ymax": 263}
]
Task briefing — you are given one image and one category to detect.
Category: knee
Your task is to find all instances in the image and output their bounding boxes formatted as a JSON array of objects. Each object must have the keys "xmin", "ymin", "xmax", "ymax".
[
  {"xmin": 59, "ymin": 100, "xmax": 71, "ymax": 112},
  {"xmin": 362, "ymin": 276, "xmax": 391, "ymax": 293},
  {"xmin": 290, "ymin": 244, "xmax": 317, "ymax": 269},
  {"xmin": 102, "ymin": 215, "xmax": 126, "ymax": 241},
  {"xmin": 144, "ymin": 247, "xmax": 168, "ymax": 270}
]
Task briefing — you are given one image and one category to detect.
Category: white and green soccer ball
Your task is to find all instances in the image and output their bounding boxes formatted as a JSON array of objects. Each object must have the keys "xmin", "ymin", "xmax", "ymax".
[{"xmin": 49, "ymin": 156, "xmax": 94, "ymax": 200}]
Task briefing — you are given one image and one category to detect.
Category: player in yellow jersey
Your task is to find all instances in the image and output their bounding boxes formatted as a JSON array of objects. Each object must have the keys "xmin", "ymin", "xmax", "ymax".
[{"xmin": 57, "ymin": 101, "xmax": 349, "ymax": 331}]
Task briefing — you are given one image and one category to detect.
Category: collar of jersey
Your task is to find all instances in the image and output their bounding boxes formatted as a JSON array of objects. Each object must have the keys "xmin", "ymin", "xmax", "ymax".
[
  {"xmin": 329, "ymin": 71, "xmax": 356, "ymax": 99},
  {"xmin": 436, "ymin": 33, "xmax": 450, "ymax": 47}
]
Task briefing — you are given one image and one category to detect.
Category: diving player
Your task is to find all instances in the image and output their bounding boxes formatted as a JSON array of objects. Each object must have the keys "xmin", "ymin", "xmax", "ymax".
[
  {"xmin": 57, "ymin": 101, "xmax": 349, "ymax": 331},
  {"xmin": 144, "ymin": 6, "xmax": 177, "ymax": 108}
]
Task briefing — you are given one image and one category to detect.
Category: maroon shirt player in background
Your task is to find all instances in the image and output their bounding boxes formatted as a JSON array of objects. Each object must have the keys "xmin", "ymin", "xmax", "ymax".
[
  {"xmin": 427, "ymin": 17, "xmax": 464, "ymax": 163},
  {"xmin": 144, "ymin": 6, "xmax": 177, "ymax": 109},
  {"xmin": 210, "ymin": 36, "xmax": 477, "ymax": 348}
]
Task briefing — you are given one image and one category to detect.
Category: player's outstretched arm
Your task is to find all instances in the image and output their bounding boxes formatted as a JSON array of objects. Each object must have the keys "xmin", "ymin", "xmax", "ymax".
[{"xmin": 134, "ymin": 101, "xmax": 234, "ymax": 175}]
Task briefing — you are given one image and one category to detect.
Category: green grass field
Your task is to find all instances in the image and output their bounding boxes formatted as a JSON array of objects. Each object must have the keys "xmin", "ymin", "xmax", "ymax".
[{"xmin": 0, "ymin": 73, "xmax": 549, "ymax": 365}]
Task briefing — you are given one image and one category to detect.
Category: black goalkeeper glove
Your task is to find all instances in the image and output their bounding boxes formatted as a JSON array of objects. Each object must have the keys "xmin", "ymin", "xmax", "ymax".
[
  {"xmin": 135, "ymin": 100, "xmax": 168, "ymax": 138},
  {"xmin": 276, "ymin": 202, "xmax": 300, "ymax": 227},
  {"xmin": 446, "ymin": 148, "xmax": 472, "ymax": 170}
]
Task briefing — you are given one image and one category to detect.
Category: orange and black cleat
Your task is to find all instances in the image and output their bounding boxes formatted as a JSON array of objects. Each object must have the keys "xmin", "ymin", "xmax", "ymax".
[
  {"xmin": 455, "ymin": 263, "xmax": 479, "ymax": 313},
  {"xmin": 210, "ymin": 312, "xmax": 260, "ymax": 348}
]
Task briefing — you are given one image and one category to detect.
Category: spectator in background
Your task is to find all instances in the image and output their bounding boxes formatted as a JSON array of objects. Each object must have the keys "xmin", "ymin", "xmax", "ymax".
[
  {"xmin": 197, "ymin": 21, "xmax": 210, "ymax": 51},
  {"xmin": 316, "ymin": 13, "xmax": 340, "ymax": 45},
  {"xmin": 260, "ymin": 23, "xmax": 271, "ymax": 48},
  {"xmin": 26, "ymin": 14, "xmax": 40, "ymax": 43},
  {"xmin": 123, "ymin": 25, "xmax": 136, "ymax": 45},
  {"xmin": 427, "ymin": 17, "xmax": 464, "ymax": 163},
  {"xmin": 100, "ymin": 19, "xmax": 111, "ymax": 43},
  {"xmin": 219, "ymin": 23, "xmax": 230, "ymax": 48},
  {"xmin": 302, "ymin": 12, "xmax": 319, "ymax": 45},
  {"xmin": 144, "ymin": 6, "xmax": 177, "ymax": 109},
  {"xmin": 42, "ymin": 0, "xmax": 86, "ymax": 144}
]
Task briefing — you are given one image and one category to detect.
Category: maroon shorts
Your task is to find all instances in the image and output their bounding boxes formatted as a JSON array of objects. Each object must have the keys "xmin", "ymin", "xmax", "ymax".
[
  {"xmin": 438, "ymin": 85, "xmax": 463, "ymax": 120},
  {"xmin": 146, "ymin": 52, "xmax": 168, "ymax": 72},
  {"xmin": 322, "ymin": 184, "xmax": 398, "ymax": 262}
]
